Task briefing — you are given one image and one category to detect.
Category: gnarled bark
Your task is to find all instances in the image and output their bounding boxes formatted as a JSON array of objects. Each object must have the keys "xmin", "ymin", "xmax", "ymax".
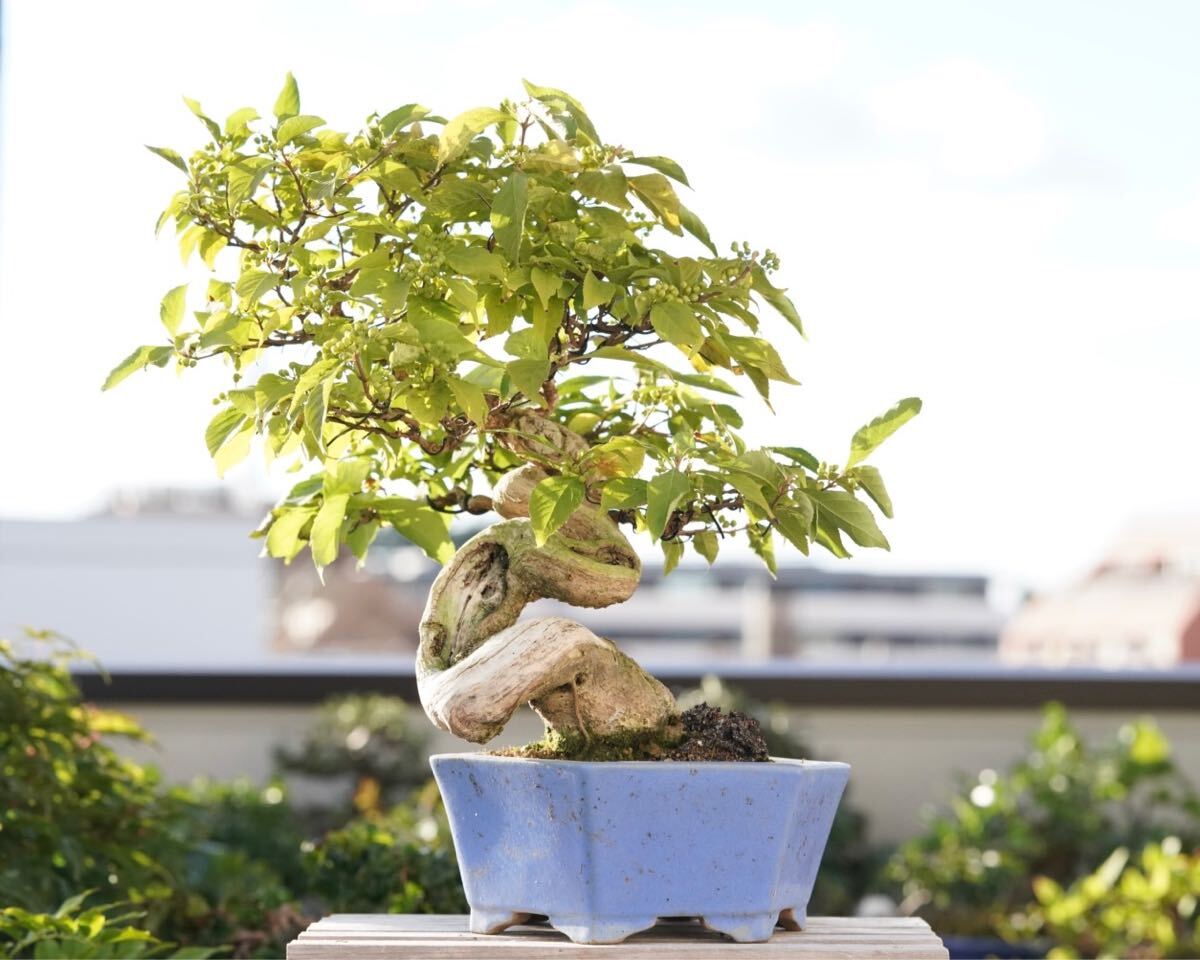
[{"xmin": 416, "ymin": 413, "xmax": 676, "ymax": 750}]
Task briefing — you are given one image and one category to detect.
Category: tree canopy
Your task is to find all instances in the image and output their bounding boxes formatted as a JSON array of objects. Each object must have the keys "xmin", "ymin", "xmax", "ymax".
[{"xmin": 110, "ymin": 75, "xmax": 919, "ymax": 573}]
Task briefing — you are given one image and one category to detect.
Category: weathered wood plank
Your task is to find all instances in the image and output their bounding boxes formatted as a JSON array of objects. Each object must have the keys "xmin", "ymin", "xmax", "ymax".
[{"xmin": 286, "ymin": 915, "xmax": 949, "ymax": 959}]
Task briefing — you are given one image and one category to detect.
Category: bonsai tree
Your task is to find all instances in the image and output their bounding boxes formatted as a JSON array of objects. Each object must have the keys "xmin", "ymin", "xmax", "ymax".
[{"xmin": 111, "ymin": 76, "xmax": 919, "ymax": 760}]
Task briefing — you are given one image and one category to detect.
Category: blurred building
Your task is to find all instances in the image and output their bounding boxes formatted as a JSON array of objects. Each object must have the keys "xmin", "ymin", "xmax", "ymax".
[
  {"xmin": 1000, "ymin": 518, "xmax": 1200, "ymax": 668},
  {"xmin": 1, "ymin": 490, "xmax": 1005, "ymax": 669}
]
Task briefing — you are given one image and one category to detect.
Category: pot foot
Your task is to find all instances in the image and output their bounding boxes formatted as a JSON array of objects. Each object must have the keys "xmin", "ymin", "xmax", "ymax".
[
  {"xmin": 703, "ymin": 911, "xmax": 780, "ymax": 942},
  {"xmin": 547, "ymin": 914, "xmax": 658, "ymax": 944},
  {"xmin": 469, "ymin": 909, "xmax": 531, "ymax": 934},
  {"xmin": 777, "ymin": 907, "xmax": 805, "ymax": 930}
]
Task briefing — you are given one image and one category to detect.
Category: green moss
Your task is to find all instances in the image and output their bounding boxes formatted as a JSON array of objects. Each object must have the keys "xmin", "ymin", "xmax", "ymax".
[{"xmin": 494, "ymin": 718, "xmax": 684, "ymax": 762}]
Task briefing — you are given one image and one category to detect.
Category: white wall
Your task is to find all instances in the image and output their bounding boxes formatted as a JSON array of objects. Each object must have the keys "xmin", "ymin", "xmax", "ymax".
[
  {"xmin": 0, "ymin": 518, "xmax": 270, "ymax": 669},
  {"xmin": 109, "ymin": 701, "xmax": 1200, "ymax": 846}
]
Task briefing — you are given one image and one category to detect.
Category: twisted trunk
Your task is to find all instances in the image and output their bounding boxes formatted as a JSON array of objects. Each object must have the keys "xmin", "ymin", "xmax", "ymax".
[{"xmin": 416, "ymin": 412, "xmax": 678, "ymax": 755}]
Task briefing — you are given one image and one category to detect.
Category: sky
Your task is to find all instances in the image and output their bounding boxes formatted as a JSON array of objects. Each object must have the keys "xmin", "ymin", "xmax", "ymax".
[{"xmin": 1, "ymin": 0, "xmax": 1198, "ymax": 591}]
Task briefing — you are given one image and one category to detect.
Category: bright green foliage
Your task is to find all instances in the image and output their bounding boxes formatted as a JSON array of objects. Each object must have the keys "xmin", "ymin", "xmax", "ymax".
[
  {"xmin": 1032, "ymin": 838, "xmax": 1200, "ymax": 959},
  {"xmin": 0, "ymin": 635, "xmax": 465, "ymax": 957},
  {"xmin": 116, "ymin": 76, "xmax": 919, "ymax": 571},
  {"xmin": 0, "ymin": 897, "xmax": 211, "ymax": 960},
  {"xmin": 301, "ymin": 783, "xmax": 466, "ymax": 915},
  {"xmin": 887, "ymin": 703, "xmax": 1200, "ymax": 939},
  {"xmin": 0, "ymin": 632, "xmax": 176, "ymax": 915}
]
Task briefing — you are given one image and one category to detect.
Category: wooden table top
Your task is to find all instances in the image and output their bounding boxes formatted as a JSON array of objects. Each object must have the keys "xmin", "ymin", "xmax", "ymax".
[{"xmin": 286, "ymin": 914, "xmax": 950, "ymax": 959}]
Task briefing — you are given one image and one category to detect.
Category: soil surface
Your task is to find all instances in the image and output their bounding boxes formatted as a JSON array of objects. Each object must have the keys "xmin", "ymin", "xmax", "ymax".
[
  {"xmin": 662, "ymin": 704, "xmax": 770, "ymax": 762},
  {"xmin": 501, "ymin": 703, "xmax": 772, "ymax": 762}
]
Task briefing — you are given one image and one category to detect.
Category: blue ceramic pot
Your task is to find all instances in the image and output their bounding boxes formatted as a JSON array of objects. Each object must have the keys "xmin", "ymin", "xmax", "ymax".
[{"xmin": 431, "ymin": 753, "xmax": 850, "ymax": 944}]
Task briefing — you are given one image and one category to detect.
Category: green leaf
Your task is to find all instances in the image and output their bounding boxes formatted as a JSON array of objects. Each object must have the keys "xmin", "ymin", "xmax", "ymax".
[
  {"xmin": 372, "ymin": 498, "xmax": 454, "ymax": 563},
  {"xmin": 693, "ymin": 531, "xmax": 719, "ymax": 565},
  {"xmin": 749, "ymin": 526, "xmax": 777, "ymax": 575},
  {"xmin": 205, "ymin": 407, "xmax": 248, "ymax": 457},
  {"xmin": 646, "ymin": 469, "xmax": 691, "ymax": 541},
  {"xmin": 446, "ymin": 245, "xmax": 505, "ymax": 280},
  {"xmin": 102, "ymin": 345, "xmax": 173, "ymax": 391},
  {"xmin": 490, "ymin": 171, "xmax": 528, "ymax": 262},
  {"xmin": 530, "ymin": 266, "xmax": 560, "ymax": 309},
  {"xmin": 628, "ymin": 173, "xmax": 682, "ymax": 234},
  {"xmin": 626, "ymin": 155, "xmax": 689, "ymax": 186},
  {"xmin": 770, "ymin": 446, "xmax": 820, "ymax": 471},
  {"xmin": 159, "ymin": 284, "xmax": 187, "ymax": 337},
  {"xmin": 213, "ymin": 421, "xmax": 253, "ymax": 477},
  {"xmin": 506, "ymin": 358, "xmax": 550, "ymax": 399},
  {"xmin": 504, "ymin": 327, "xmax": 548, "ymax": 360},
  {"xmin": 408, "ymin": 312, "xmax": 498, "ymax": 367},
  {"xmin": 810, "ymin": 489, "xmax": 889, "ymax": 550},
  {"xmin": 529, "ymin": 475, "xmax": 585, "ymax": 546},
  {"xmin": 266, "ymin": 508, "xmax": 314, "ymax": 561},
  {"xmin": 522, "ymin": 80, "xmax": 600, "ymax": 144},
  {"xmin": 277, "ymin": 114, "xmax": 325, "ymax": 145},
  {"xmin": 236, "ymin": 270, "xmax": 279, "ymax": 304},
  {"xmin": 224, "ymin": 107, "xmax": 259, "ymax": 138},
  {"xmin": 448, "ymin": 377, "xmax": 488, "ymax": 426},
  {"xmin": 852, "ymin": 465, "xmax": 893, "ymax": 518},
  {"xmin": 814, "ymin": 516, "xmax": 849, "ymax": 559},
  {"xmin": 287, "ymin": 357, "xmax": 339, "ymax": 416},
  {"xmin": 576, "ymin": 167, "xmax": 629, "ymax": 208},
  {"xmin": 183, "ymin": 97, "xmax": 222, "ymax": 140},
  {"xmin": 662, "ymin": 539, "xmax": 684, "ymax": 575},
  {"xmin": 650, "ymin": 302, "xmax": 705, "ymax": 353},
  {"xmin": 773, "ymin": 495, "xmax": 814, "ymax": 555},
  {"xmin": 347, "ymin": 519, "xmax": 380, "ymax": 563},
  {"xmin": 324, "ymin": 458, "xmax": 371, "ymax": 496},
  {"xmin": 727, "ymin": 472, "xmax": 773, "ymax": 513},
  {"xmin": 583, "ymin": 271, "xmax": 618, "ymax": 310},
  {"xmin": 379, "ymin": 103, "xmax": 430, "ymax": 136},
  {"xmin": 751, "ymin": 265, "xmax": 804, "ymax": 336},
  {"xmin": 600, "ymin": 476, "xmax": 648, "ymax": 511},
  {"xmin": 588, "ymin": 345, "xmax": 739, "ymax": 395},
  {"xmin": 724, "ymin": 334, "xmax": 798, "ymax": 384},
  {"xmin": 847, "ymin": 397, "xmax": 922, "ymax": 467},
  {"xmin": 310, "ymin": 493, "xmax": 349, "ymax": 568},
  {"xmin": 274, "ymin": 72, "xmax": 300, "ymax": 120},
  {"xmin": 438, "ymin": 107, "xmax": 508, "ymax": 165},
  {"xmin": 679, "ymin": 203, "xmax": 717, "ymax": 255},
  {"xmin": 227, "ymin": 157, "xmax": 274, "ymax": 207},
  {"xmin": 146, "ymin": 145, "xmax": 188, "ymax": 174}
]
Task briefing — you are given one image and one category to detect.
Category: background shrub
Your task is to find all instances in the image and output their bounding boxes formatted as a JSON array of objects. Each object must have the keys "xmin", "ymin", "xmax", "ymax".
[
  {"xmin": 1029, "ymin": 837, "xmax": 1200, "ymax": 959},
  {"xmin": 887, "ymin": 703, "xmax": 1200, "ymax": 939}
]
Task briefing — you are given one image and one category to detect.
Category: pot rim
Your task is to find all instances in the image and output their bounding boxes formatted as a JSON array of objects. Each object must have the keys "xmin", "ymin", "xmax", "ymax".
[{"xmin": 430, "ymin": 752, "xmax": 849, "ymax": 772}]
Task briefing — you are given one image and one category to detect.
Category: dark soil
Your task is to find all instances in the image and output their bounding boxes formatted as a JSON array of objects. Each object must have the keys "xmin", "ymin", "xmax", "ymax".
[
  {"xmin": 662, "ymin": 704, "xmax": 770, "ymax": 762},
  {"xmin": 500, "ymin": 703, "xmax": 772, "ymax": 762}
]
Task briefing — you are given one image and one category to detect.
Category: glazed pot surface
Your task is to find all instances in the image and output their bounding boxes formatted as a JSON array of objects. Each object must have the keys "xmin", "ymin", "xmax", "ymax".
[{"xmin": 431, "ymin": 753, "xmax": 849, "ymax": 944}]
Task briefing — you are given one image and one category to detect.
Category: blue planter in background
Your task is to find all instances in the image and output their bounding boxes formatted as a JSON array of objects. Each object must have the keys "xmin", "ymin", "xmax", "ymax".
[{"xmin": 431, "ymin": 753, "xmax": 850, "ymax": 944}]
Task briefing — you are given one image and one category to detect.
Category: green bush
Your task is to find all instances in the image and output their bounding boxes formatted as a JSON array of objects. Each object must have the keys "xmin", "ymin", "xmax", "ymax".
[
  {"xmin": 1032, "ymin": 837, "xmax": 1200, "ymax": 959},
  {"xmin": 887, "ymin": 703, "xmax": 1200, "ymax": 939},
  {"xmin": 150, "ymin": 781, "xmax": 307, "ymax": 958},
  {"xmin": 302, "ymin": 782, "xmax": 466, "ymax": 915},
  {"xmin": 0, "ymin": 633, "xmax": 184, "ymax": 913},
  {"xmin": 0, "ymin": 637, "xmax": 465, "ymax": 958},
  {"xmin": 0, "ymin": 894, "xmax": 217, "ymax": 960}
]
